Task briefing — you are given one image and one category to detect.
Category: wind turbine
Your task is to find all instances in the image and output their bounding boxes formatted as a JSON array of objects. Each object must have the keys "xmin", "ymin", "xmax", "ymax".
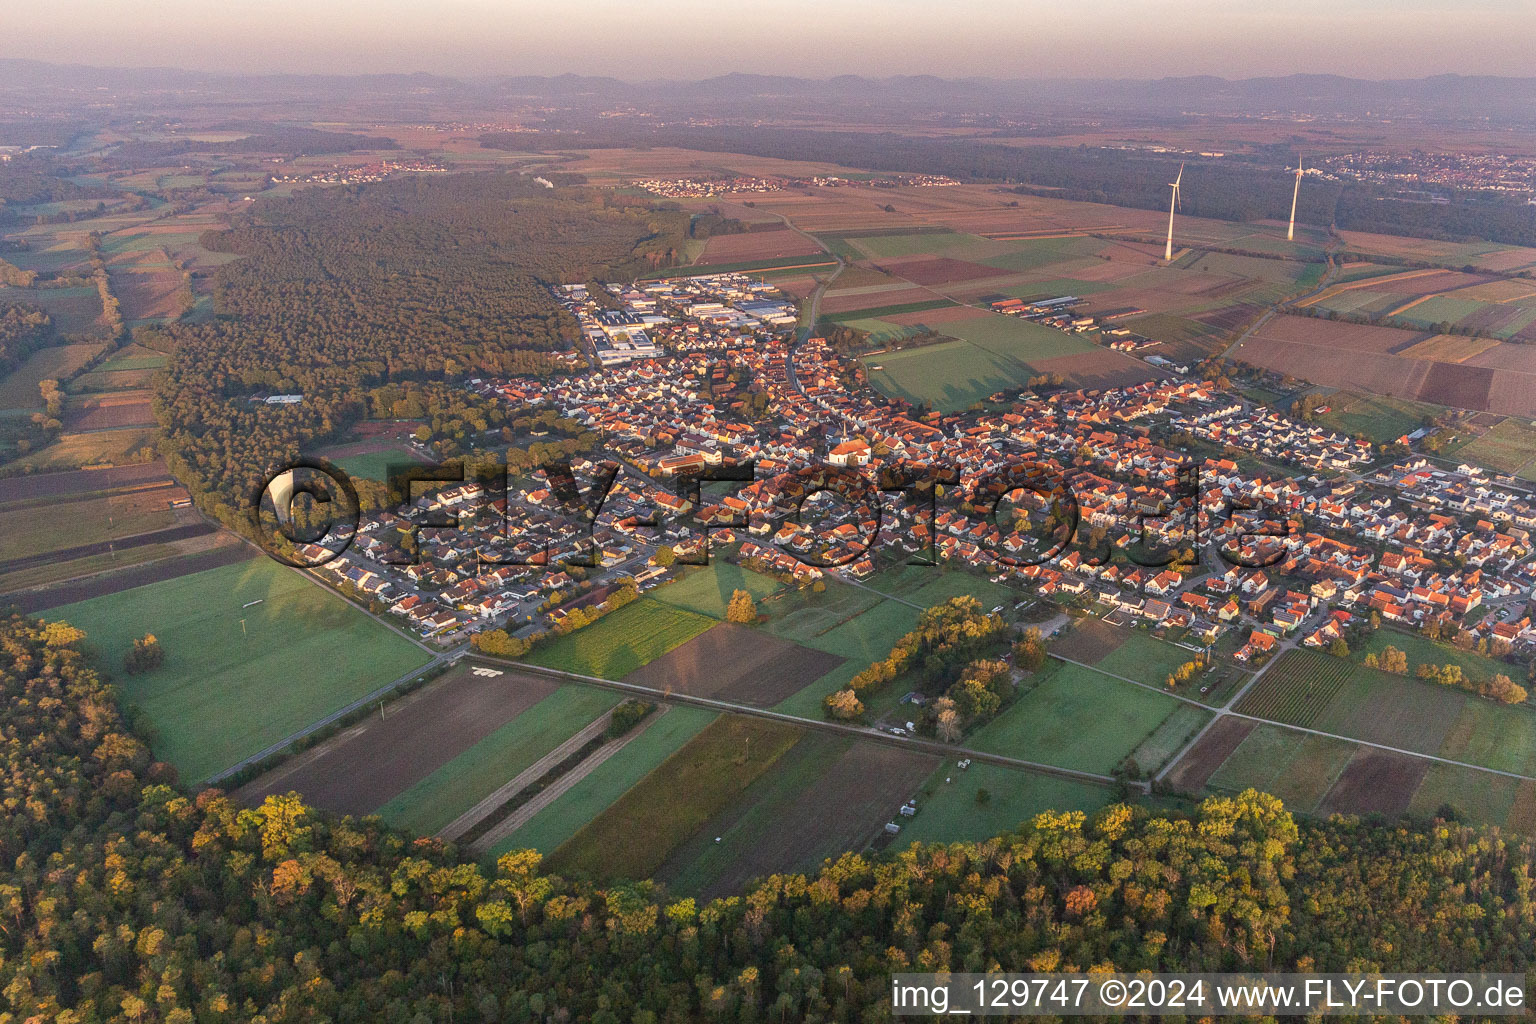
[
  {"xmin": 1164, "ymin": 163, "xmax": 1184, "ymax": 262},
  {"xmin": 1287, "ymin": 155, "xmax": 1304, "ymax": 241}
]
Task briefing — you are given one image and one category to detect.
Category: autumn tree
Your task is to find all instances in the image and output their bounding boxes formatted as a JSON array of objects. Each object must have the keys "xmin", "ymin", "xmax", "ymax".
[{"xmin": 726, "ymin": 588, "xmax": 758, "ymax": 624}]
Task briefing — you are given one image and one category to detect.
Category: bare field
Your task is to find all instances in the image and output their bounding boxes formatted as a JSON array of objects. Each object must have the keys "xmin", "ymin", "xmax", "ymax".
[
  {"xmin": 1163, "ymin": 717, "xmax": 1255, "ymax": 792},
  {"xmin": 1316, "ymin": 749, "xmax": 1430, "ymax": 817},
  {"xmin": 622, "ymin": 623, "xmax": 844, "ymax": 707},
  {"xmin": 697, "ymin": 229, "xmax": 824, "ymax": 265},
  {"xmin": 234, "ymin": 666, "xmax": 559, "ymax": 815}
]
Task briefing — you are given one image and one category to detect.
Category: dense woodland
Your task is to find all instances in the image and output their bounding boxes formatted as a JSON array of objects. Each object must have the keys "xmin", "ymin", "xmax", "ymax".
[
  {"xmin": 153, "ymin": 172, "xmax": 687, "ymax": 534},
  {"xmin": 104, "ymin": 129, "xmax": 399, "ymax": 167},
  {"xmin": 0, "ymin": 301, "xmax": 53, "ymax": 375},
  {"xmin": 2, "ymin": 612, "xmax": 1535, "ymax": 1021}
]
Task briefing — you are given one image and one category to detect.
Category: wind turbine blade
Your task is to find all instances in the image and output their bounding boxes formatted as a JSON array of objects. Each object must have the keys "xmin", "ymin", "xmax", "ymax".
[{"xmin": 1175, "ymin": 162, "xmax": 1184, "ymax": 187}]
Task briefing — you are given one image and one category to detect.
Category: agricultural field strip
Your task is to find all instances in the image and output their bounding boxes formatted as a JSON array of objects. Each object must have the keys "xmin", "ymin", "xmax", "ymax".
[
  {"xmin": 467, "ymin": 706, "xmax": 671, "ymax": 855},
  {"xmin": 438, "ymin": 708, "xmax": 616, "ymax": 841},
  {"xmin": 1140, "ymin": 648, "xmax": 1536, "ymax": 786},
  {"xmin": 502, "ymin": 657, "xmax": 1127, "ymax": 789},
  {"xmin": 200, "ymin": 645, "xmax": 460, "ymax": 784}
]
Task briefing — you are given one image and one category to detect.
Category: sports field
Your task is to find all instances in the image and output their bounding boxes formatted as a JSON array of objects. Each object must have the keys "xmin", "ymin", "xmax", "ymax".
[
  {"xmin": 47, "ymin": 559, "xmax": 432, "ymax": 780},
  {"xmin": 968, "ymin": 660, "xmax": 1185, "ymax": 775},
  {"xmin": 1311, "ymin": 392, "xmax": 1443, "ymax": 445},
  {"xmin": 525, "ymin": 597, "xmax": 716, "ymax": 679}
]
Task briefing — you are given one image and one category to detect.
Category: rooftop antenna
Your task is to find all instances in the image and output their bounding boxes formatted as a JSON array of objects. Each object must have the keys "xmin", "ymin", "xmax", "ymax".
[
  {"xmin": 1164, "ymin": 163, "xmax": 1184, "ymax": 262},
  {"xmin": 1287, "ymin": 155, "xmax": 1304, "ymax": 242}
]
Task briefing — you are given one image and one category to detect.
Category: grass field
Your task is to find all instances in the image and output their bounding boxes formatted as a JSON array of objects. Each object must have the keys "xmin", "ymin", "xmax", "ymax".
[
  {"xmin": 525, "ymin": 598, "xmax": 716, "ymax": 679},
  {"xmin": 773, "ymin": 597, "xmax": 922, "ymax": 719},
  {"xmin": 374, "ymin": 684, "xmax": 620, "ymax": 834},
  {"xmin": 12, "ymin": 428, "xmax": 158, "ymax": 470},
  {"xmin": 1454, "ymin": 417, "xmax": 1536, "ymax": 474},
  {"xmin": 864, "ymin": 315, "xmax": 1100, "ymax": 411},
  {"xmin": 968, "ymin": 660, "xmax": 1184, "ymax": 775},
  {"xmin": 1205, "ymin": 724, "xmax": 1358, "ymax": 813},
  {"xmin": 0, "ymin": 492, "xmax": 177, "ymax": 562},
  {"xmin": 1092, "ymin": 631, "xmax": 1208, "ymax": 690},
  {"xmin": 0, "ymin": 343, "xmax": 106, "ymax": 412},
  {"xmin": 545, "ymin": 714, "xmax": 803, "ymax": 880},
  {"xmin": 1311, "ymin": 392, "xmax": 1444, "ymax": 445},
  {"xmin": 47, "ymin": 559, "xmax": 432, "ymax": 780},
  {"xmin": 489, "ymin": 705, "xmax": 717, "ymax": 858},
  {"xmin": 649, "ymin": 561, "xmax": 783, "ymax": 619},
  {"xmin": 327, "ymin": 446, "xmax": 429, "ymax": 482},
  {"xmin": 897, "ymin": 761, "xmax": 1113, "ymax": 845},
  {"xmin": 1354, "ymin": 629, "xmax": 1515, "ymax": 690},
  {"xmin": 1128, "ymin": 703, "xmax": 1213, "ymax": 775}
]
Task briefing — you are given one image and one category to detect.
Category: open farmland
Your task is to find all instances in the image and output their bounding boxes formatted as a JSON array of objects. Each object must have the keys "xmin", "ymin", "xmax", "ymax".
[
  {"xmin": 0, "ymin": 343, "xmax": 106, "ymax": 411},
  {"xmin": 1233, "ymin": 313, "xmax": 1536, "ymax": 416},
  {"xmin": 0, "ymin": 488, "xmax": 181, "ymax": 565},
  {"xmin": 657, "ymin": 734, "xmax": 937, "ymax": 898},
  {"xmin": 697, "ymin": 228, "xmax": 825, "ymax": 266},
  {"xmin": 967, "ymin": 660, "xmax": 1187, "ymax": 775},
  {"xmin": 485, "ymin": 704, "xmax": 718, "ymax": 857},
  {"xmin": 0, "ymin": 286, "xmax": 104, "ymax": 336},
  {"xmin": 234, "ymin": 665, "xmax": 566, "ymax": 816},
  {"xmin": 545, "ymin": 714, "xmax": 805, "ymax": 882},
  {"xmin": 47, "ymin": 559, "xmax": 432, "ymax": 780},
  {"xmin": 1203, "ymin": 723, "xmax": 1360, "ymax": 813},
  {"xmin": 1235, "ymin": 649, "xmax": 1355, "ymax": 727},
  {"xmin": 622, "ymin": 623, "xmax": 845, "ymax": 706}
]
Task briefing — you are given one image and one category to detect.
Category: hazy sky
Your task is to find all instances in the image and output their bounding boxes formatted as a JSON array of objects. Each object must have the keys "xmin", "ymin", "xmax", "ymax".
[{"xmin": 7, "ymin": 0, "xmax": 1536, "ymax": 79}]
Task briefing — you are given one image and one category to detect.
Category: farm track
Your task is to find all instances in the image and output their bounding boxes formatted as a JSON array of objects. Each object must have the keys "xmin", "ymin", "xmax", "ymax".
[
  {"xmin": 467, "ymin": 706, "xmax": 671, "ymax": 855},
  {"xmin": 439, "ymin": 708, "xmax": 618, "ymax": 842},
  {"xmin": 0, "ymin": 521, "xmax": 215, "ymax": 575}
]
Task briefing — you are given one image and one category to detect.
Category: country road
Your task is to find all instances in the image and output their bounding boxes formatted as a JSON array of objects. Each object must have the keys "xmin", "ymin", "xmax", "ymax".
[{"xmin": 1218, "ymin": 229, "xmax": 1343, "ymax": 362}]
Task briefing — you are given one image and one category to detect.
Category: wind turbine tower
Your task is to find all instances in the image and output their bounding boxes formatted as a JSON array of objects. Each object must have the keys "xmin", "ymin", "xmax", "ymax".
[
  {"xmin": 1287, "ymin": 156, "xmax": 1304, "ymax": 241},
  {"xmin": 1164, "ymin": 163, "xmax": 1184, "ymax": 261}
]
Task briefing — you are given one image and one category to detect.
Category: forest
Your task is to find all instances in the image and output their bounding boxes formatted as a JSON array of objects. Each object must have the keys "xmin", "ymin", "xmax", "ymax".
[
  {"xmin": 0, "ymin": 301, "xmax": 53, "ymax": 374},
  {"xmin": 152, "ymin": 172, "xmax": 688, "ymax": 536},
  {"xmin": 2, "ymin": 611, "xmax": 1536, "ymax": 1021},
  {"xmin": 103, "ymin": 129, "xmax": 399, "ymax": 167}
]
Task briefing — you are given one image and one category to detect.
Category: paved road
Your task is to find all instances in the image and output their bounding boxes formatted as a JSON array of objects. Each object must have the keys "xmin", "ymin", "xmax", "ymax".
[
  {"xmin": 497, "ymin": 657, "xmax": 1135, "ymax": 792},
  {"xmin": 773, "ymin": 210, "xmax": 845, "ymax": 397}
]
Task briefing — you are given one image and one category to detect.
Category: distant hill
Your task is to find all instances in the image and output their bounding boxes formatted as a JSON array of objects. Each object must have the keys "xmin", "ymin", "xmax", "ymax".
[{"xmin": 6, "ymin": 58, "xmax": 1536, "ymax": 118}]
